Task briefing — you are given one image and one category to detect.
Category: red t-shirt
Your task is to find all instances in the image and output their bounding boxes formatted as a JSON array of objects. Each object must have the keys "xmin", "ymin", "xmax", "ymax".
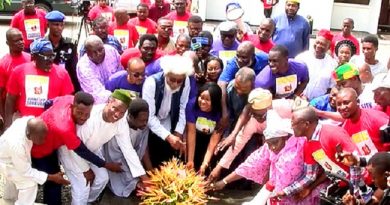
[
  {"xmin": 128, "ymin": 17, "xmax": 157, "ymax": 35},
  {"xmin": 120, "ymin": 48, "xmax": 141, "ymax": 68},
  {"xmin": 331, "ymin": 33, "xmax": 361, "ymax": 57},
  {"xmin": 10, "ymin": 9, "xmax": 47, "ymax": 50},
  {"xmin": 0, "ymin": 52, "xmax": 31, "ymax": 89},
  {"xmin": 120, "ymin": 48, "xmax": 163, "ymax": 68},
  {"xmin": 32, "ymin": 95, "xmax": 81, "ymax": 158},
  {"xmin": 6, "ymin": 62, "xmax": 74, "ymax": 117},
  {"xmin": 304, "ymin": 124, "xmax": 357, "ymax": 173},
  {"xmin": 343, "ymin": 109, "xmax": 389, "ymax": 152},
  {"xmin": 164, "ymin": 11, "xmax": 192, "ymax": 22},
  {"xmin": 149, "ymin": 2, "xmax": 171, "ymax": 22},
  {"xmin": 262, "ymin": 0, "xmax": 274, "ymax": 9},
  {"xmin": 108, "ymin": 22, "xmax": 139, "ymax": 50},
  {"xmin": 242, "ymin": 33, "xmax": 274, "ymax": 53},
  {"xmin": 374, "ymin": 105, "xmax": 390, "ymax": 117},
  {"xmin": 88, "ymin": 5, "xmax": 114, "ymax": 22}
]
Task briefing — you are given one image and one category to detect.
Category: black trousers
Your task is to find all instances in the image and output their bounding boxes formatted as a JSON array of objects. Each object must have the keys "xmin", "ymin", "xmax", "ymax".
[
  {"xmin": 148, "ymin": 132, "xmax": 180, "ymax": 168},
  {"xmin": 264, "ymin": 8, "xmax": 273, "ymax": 18},
  {"xmin": 32, "ymin": 151, "xmax": 62, "ymax": 205}
]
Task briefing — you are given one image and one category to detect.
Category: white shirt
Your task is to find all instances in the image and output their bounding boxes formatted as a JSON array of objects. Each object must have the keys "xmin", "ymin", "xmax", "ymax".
[
  {"xmin": 142, "ymin": 75, "xmax": 190, "ymax": 140},
  {"xmin": 350, "ymin": 55, "xmax": 387, "ymax": 76},
  {"xmin": 60, "ymin": 104, "xmax": 145, "ymax": 177},
  {"xmin": 359, "ymin": 83, "xmax": 376, "ymax": 109},
  {"xmin": 0, "ymin": 116, "xmax": 47, "ymax": 189},
  {"xmin": 296, "ymin": 51, "xmax": 337, "ymax": 100}
]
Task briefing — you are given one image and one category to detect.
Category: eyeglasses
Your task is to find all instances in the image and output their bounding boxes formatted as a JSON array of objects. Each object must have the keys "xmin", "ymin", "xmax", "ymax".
[
  {"xmin": 168, "ymin": 77, "xmax": 184, "ymax": 84},
  {"xmin": 37, "ymin": 53, "xmax": 56, "ymax": 61}
]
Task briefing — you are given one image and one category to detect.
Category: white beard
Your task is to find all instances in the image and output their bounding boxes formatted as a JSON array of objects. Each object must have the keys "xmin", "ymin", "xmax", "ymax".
[{"xmin": 165, "ymin": 79, "xmax": 180, "ymax": 93}]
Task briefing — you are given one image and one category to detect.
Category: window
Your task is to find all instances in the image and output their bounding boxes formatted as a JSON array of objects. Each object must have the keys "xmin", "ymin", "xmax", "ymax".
[{"xmin": 334, "ymin": 0, "xmax": 370, "ymax": 5}]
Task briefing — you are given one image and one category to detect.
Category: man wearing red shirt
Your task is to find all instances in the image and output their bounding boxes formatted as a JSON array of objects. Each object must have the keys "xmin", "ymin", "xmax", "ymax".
[
  {"xmin": 242, "ymin": 18, "xmax": 275, "ymax": 53},
  {"xmin": 165, "ymin": 0, "xmax": 192, "ymax": 38},
  {"xmin": 0, "ymin": 29, "xmax": 31, "ymax": 124},
  {"xmin": 277, "ymin": 107, "xmax": 358, "ymax": 198},
  {"xmin": 108, "ymin": 8, "xmax": 139, "ymax": 50},
  {"xmin": 10, "ymin": 0, "xmax": 47, "ymax": 52},
  {"xmin": 331, "ymin": 18, "xmax": 360, "ymax": 57},
  {"xmin": 156, "ymin": 17, "xmax": 176, "ymax": 55},
  {"xmin": 170, "ymin": 34, "xmax": 191, "ymax": 56},
  {"xmin": 337, "ymin": 88, "xmax": 389, "ymax": 153},
  {"xmin": 129, "ymin": 3, "xmax": 157, "ymax": 35},
  {"xmin": 121, "ymin": 34, "xmax": 162, "ymax": 76},
  {"xmin": 187, "ymin": 15, "xmax": 203, "ymax": 39},
  {"xmin": 4, "ymin": 38, "xmax": 74, "ymax": 129},
  {"xmin": 31, "ymin": 92, "xmax": 122, "ymax": 205},
  {"xmin": 149, "ymin": 0, "xmax": 171, "ymax": 22},
  {"xmin": 88, "ymin": 0, "xmax": 114, "ymax": 22}
]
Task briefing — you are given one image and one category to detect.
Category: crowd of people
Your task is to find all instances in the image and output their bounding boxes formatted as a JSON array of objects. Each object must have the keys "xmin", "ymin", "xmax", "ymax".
[{"xmin": 0, "ymin": 0, "xmax": 390, "ymax": 204}]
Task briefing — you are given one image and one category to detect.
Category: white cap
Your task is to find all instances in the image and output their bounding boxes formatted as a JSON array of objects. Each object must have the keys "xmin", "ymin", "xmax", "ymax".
[
  {"xmin": 219, "ymin": 21, "xmax": 238, "ymax": 32},
  {"xmin": 372, "ymin": 73, "xmax": 390, "ymax": 90},
  {"xmin": 263, "ymin": 110, "xmax": 293, "ymax": 140}
]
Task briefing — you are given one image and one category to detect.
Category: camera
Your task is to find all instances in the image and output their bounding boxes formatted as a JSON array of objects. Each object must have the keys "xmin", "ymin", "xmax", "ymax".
[{"xmin": 320, "ymin": 172, "xmax": 351, "ymax": 205}]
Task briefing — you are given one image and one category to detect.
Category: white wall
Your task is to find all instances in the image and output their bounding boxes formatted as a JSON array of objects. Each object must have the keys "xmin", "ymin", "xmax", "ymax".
[
  {"xmin": 331, "ymin": 0, "xmax": 381, "ymax": 34},
  {"xmin": 205, "ymin": 0, "xmax": 334, "ymax": 29},
  {"xmin": 204, "ymin": 0, "xmax": 381, "ymax": 33}
]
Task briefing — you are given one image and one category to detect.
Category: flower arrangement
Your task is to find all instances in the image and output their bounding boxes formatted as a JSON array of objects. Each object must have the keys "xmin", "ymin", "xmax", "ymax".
[{"xmin": 139, "ymin": 158, "xmax": 208, "ymax": 205}]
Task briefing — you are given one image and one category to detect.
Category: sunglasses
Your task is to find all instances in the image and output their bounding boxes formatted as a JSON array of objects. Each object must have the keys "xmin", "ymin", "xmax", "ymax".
[
  {"xmin": 37, "ymin": 53, "xmax": 56, "ymax": 61},
  {"xmin": 129, "ymin": 71, "xmax": 145, "ymax": 78}
]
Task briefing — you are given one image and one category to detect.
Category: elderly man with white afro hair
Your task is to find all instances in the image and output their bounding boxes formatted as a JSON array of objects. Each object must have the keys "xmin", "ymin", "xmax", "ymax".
[{"xmin": 142, "ymin": 55, "xmax": 193, "ymax": 168}]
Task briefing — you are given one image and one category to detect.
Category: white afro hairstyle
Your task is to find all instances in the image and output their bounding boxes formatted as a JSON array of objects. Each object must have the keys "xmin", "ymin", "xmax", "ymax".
[{"xmin": 160, "ymin": 55, "xmax": 194, "ymax": 76}]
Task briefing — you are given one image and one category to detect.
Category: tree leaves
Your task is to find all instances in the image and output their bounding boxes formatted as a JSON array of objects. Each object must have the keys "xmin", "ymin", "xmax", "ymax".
[{"xmin": 0, "ymin": 0, "xmax": 11, "ymax": 10}]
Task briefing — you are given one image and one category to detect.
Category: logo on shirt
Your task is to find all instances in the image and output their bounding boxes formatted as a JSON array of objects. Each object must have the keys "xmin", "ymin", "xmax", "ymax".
[
  {"xmin": 25, "ymin": 75, "xmax": 49, "ymax": 108},
  {"xmin": 312, "ymin": 149, "xmax": 347, "ymax": 177},
  {"xmin": 196, "ymin": 117, "xmax": 216, "ymax": 134},
  {"xmin": 24, "ymin": 19, "xmax": 41, "ymax": 40},
  {"xmin": 351, "ymin": 130, "xmax": 378, "ymax": 156},
  {"xmin": 173, "ymin": 20, "xmax": 188, "ymax": 39},
  {"xmin": 275, "ymin": 74, "xmax": 297, "ymax": 98},
  {"xmin": 135, "ymin": 26, "xmax": 147, "ymax": 35},
  {"xmin": 114, "ymin": 29, "xmax": 129, "ymax": 50}
]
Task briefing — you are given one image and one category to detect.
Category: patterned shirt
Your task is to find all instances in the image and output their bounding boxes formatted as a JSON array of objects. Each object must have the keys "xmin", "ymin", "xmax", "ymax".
[
  {"xmin": 235, "ymin": 136, "xmax": 324, "ymax": 204},
  {"xmin": 77, "ymin": 45, "xmax": 123, "ymax": 104}
]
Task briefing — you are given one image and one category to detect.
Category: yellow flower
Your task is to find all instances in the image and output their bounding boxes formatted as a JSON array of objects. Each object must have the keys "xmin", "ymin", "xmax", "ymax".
[{"xmin": 140, "ymin": 158, "xmax": 208, "ymax": 205}]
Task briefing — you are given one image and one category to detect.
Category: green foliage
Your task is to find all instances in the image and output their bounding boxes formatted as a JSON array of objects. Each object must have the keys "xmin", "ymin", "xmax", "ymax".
[{"xmin": 0, "ymin": 0, "xmax": 11, "ymax": 10}]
